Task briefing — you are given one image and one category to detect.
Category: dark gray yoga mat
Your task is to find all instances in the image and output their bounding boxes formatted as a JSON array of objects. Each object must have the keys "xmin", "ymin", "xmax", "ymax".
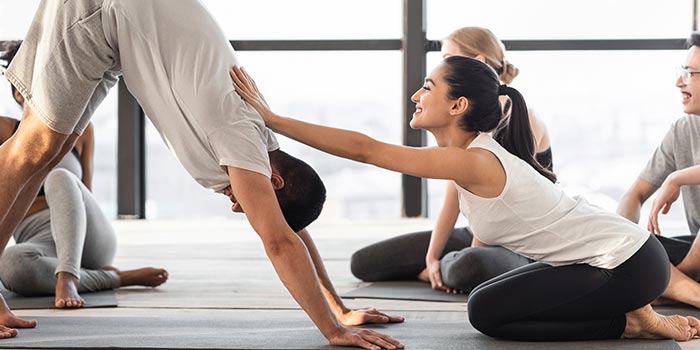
[
  {"xmin": 0, "ymin": 314, "xmax": 679, "ymax": 350},
  {"xmin": 0, "ymin": 289, "xmax": 117, "ymax": 309},
  {"xmin": 341, "ymin": 281, "xmax": 468, "ymax": 302}
]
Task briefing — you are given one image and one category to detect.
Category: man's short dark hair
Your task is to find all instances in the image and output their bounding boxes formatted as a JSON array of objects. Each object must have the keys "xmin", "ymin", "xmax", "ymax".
[
  {"xmin": 0, "ymin": 40, "xmax": 23, "ymax": 106},
  {"xmin": 270, "ymin": 150, "xmax": 326, "ymax": 232},
  {"xmin": 688, "ymin": 32, "xmax": 700, "ymax": 48}
]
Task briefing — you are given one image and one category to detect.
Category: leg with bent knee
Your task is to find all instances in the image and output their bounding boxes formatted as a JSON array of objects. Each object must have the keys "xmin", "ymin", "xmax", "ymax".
[
  {"xmin": 350, "ymin": 227, "xmax": 472, "ymax": 282},
  {"xmin": 0, "ymin": 109, "xmax": 74, "ymax": 253},
  {"xmin": 467, "ymin": 237, "xmax": 700, "ymax": 342},
  {"xmin": 440, "ymin": 246, "xmax": 532, "ymax": 293}
]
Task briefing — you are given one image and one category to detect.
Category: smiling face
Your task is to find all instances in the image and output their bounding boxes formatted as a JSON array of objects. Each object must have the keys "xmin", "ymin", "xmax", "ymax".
[
  {"xmin": 678, "ymin": 46, "xmax": 700, "ymax": 115},
  {"xmin": 409, "ymin": 64, "xmax": 460, "ymax": 131}
]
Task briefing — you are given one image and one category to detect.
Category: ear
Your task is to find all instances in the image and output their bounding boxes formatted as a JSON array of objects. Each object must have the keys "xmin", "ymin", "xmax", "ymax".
[
  {"xmin": 450, "ymin": 96, "xmax": 469, "ymax": 116},
  {"xmin": 13, "ymin": 89, "xmax": 24, "ymax": 106},
  {"xmin": 474, "ymin": 54, "xmax": 487, "ymax": 64},
  {"xmin": 270, "ymin": 172, "xmax": 285, "ymax": 190}
]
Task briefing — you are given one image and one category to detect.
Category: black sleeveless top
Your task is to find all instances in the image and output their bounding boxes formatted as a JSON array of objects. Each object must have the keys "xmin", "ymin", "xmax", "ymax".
[
  {"xmin": 535, "ymin": 147, "xmax": 553, "ymax": 172},
  {"xmin": 12, "ymin": 121, "xmax": 81, "ymax": 196}
]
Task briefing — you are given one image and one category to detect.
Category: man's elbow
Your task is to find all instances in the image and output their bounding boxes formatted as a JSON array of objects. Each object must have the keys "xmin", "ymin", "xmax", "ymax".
[{"xmin": 263, "ymin": 237, "xmax": 297, "ymax": 258}]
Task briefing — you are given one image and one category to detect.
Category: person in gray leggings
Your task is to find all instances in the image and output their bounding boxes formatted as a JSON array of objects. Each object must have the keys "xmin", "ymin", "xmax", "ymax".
[{"xmin": 0, "ymin": 42, "xmax": 168, "ymax": 309}]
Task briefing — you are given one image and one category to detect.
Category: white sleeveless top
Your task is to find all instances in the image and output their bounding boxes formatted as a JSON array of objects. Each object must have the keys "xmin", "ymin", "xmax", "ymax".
[{"xmin": 457, "ymin": 134, "xmax": 649, "ymax": 269}]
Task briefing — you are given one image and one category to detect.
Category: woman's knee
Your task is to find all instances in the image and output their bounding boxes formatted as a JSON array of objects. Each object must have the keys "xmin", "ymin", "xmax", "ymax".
[
  {"xmin": 441, "ymin": 248, "xmax": 489, "ymax": 292},
  {"xmin": 0, "ymin": 246, "xmax": 50, "ymax": 296},
  {"xmin": 44, "ymin": 168, "xmax": 78, "ymax": 194},
  {"xmin": 466, "ymin": 288, "xmax": 499, "ymax": 335},
  {"xmin": 350, "ymin": 248, "xmax": 378, "ymax": 281}
]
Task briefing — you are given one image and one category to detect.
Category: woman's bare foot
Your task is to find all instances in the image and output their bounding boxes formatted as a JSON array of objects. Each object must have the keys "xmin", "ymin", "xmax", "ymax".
[
  {"xmin": 417, "ymin": 268, "xmax": 429, "ymax": 283},
  {"xmin": 55, "ymin": 272, "xmax": 85, "ymax": 309},
  {"xmin": 103, "ymin": 266, "xmax": 168, "ymax": 288},
  {"xmin": 623, "ymin": 304, "xmax": 700, "ymax": 341}
]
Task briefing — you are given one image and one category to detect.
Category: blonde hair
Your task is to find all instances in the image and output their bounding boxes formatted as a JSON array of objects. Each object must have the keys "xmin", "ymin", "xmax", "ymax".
[{"xmin": 444, "ymin": 27, "xmax": 519, "ymax": 84}]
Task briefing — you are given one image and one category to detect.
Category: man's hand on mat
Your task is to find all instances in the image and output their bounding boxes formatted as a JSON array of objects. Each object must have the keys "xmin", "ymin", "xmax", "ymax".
[
  {"xmin": 648, "ymin": 178, "xmax": 681, "ymax": 235},
  {"xmin": 339, "ymin": 307, "xmax": 405, "ymax": 326},
  {"xmin": 329, "ymin": 326, "xmax": 404, "ymax": 350},
  {"xmin": 0, "ymin": 297, "xmax": 37, "ymax": 338}
]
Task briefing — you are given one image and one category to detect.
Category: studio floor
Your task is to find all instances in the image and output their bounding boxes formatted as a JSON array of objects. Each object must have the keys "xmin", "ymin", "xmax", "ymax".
[{"xmin": 3, "ymin": 218, "xmax": 699, "ymax": 350}]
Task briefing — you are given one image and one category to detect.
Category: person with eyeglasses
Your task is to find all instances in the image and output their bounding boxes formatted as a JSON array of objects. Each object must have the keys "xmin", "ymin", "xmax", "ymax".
[{"xmin": 618, "ymin": 32, "xmax": 700, "ymax": 309}]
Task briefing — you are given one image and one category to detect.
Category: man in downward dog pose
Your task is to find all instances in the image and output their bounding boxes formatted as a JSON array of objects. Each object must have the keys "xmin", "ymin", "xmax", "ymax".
[{"xmin": 0, "ymin": 1, "xmax": 403, "ymax": 348}]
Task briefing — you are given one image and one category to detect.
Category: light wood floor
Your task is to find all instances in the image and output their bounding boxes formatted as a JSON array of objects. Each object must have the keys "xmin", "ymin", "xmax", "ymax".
[{"xmin": 6, "ymin": 218, "xmax": 700, "ymax": 349}]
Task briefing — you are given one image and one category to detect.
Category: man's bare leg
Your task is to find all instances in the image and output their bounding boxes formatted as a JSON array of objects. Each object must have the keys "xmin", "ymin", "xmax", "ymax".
[
  {"xmin": 0, "ymin": 107, "xmax": 72, "ymax": 333},
  {"xmin": 658, "ymin": 265, "xmax": 700, "ymax": 308},
  {"xmin": 0, "ymin": 107, "xmax": 69, "ymax": 228},
  {"xmin": 677, "ymin": 234, "xmax": 700, "ymax": 281},
  {"xmin": 0, "ymin": 131, "xmax": 78, "ymax": 255}
]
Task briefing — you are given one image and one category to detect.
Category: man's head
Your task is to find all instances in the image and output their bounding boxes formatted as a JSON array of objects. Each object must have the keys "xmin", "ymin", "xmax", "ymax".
[
  {"xmin": 269, "ymin": 150, "xmax": 326, "ymax": 232},
  {"xmin": 0, "ymin": 40, "xmax": 24, "ymax": 106},
  {"xmin": 678, "ymin": 33, "xmax": 700, "ymax": 114},
  {"xmin": 227, "ymin": 150, "xmax": 326, "ymax": 232}
]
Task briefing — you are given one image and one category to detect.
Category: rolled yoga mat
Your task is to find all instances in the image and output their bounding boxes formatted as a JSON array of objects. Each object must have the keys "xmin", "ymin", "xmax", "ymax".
[
  {"xmin": 0, "ymin": 313, "xmax": 680, "ymax": 350},
  {"xmin": 341, "ymin": 281, "xmax": 468, "ymax": 302}
]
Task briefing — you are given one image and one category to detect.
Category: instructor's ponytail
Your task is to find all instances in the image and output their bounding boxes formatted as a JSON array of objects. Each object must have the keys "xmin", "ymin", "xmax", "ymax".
[
  {"xmin": 494, "ymin": 85, "xmax": 556, "ymax": 183},
  {"xmin": 442, "ymin": 56, "xmax": 556, "ymax": 183}
]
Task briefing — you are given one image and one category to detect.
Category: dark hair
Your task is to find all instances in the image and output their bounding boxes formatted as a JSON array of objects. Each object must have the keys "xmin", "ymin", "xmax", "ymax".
[
  {"xmin": 269, "ymin": 150, "xmax": 326, "ymax": 232},
  {"xmin": 0, "ymin": 40, "xmax": 23, "ymax": 106},
  {"xmin": 441, "ymin": 56, "xmax": 556, "ymax": 183},
  {"xmin": 688, "ymin": 32, "xmax": 700, "ymax": 48}
]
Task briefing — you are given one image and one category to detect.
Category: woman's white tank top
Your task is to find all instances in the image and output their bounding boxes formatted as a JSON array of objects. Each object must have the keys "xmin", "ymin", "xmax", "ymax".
[{"xmin": 457, "ymin": 133, "xmax": 648, "ymax": 269}]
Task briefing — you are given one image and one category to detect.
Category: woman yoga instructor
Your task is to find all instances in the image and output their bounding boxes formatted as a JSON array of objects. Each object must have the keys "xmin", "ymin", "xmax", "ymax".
[{"xmin": 230, "ymin": 58, "xmax": 700, "ymax": 341}]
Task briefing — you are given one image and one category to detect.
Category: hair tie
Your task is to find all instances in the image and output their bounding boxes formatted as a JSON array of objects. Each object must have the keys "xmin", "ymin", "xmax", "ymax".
[{"xmin": 498, "ymin": 84, "xmax": 508, "ymax": 96}]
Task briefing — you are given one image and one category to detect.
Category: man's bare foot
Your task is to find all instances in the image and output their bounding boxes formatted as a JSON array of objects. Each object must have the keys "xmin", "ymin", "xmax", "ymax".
[
  {"xmin": 104, "ymin": 266, "xmax": 168, "ymax": 288},
  {"xmin": 417, "ymin": 268, "xmax": 429, "ymax": 283},
  {"xmin": 0, "ymin": 295, "xmax": 36, "ymax": 338},
  {"xmin": 623, "ymin": 304, "xmax": 700, "ymax": 341},
  {"xmin": 55, "ymin": 272, "xmax": 85, "ymax": 309}
]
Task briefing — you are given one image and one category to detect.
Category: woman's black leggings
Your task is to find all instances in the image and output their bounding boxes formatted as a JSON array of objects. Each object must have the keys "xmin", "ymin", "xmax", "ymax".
[
  {"xmin": 350, "ymin": 227, "xmax": 691, "ymax": 293},
  {"xmin": 468, "ymin": 235, "xmax": 669, "ymax": 341},
  {"xmin": 350, "ymin": 227, "xmax": 533, "ymax": 293}
]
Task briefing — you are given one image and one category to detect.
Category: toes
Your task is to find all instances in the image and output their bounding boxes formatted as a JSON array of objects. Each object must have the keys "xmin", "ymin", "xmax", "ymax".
[{"xmin": 55, "ymin": 298, "xmax": 66, "ymax": 309}]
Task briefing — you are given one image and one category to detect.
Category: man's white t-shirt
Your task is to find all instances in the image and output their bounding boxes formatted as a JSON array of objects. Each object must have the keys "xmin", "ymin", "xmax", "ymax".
[{"xmin": 102, "ymin": 0, "xmax": 279, "ymax": 192}]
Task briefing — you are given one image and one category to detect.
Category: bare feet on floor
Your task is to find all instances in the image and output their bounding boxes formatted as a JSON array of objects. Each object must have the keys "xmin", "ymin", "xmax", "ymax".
[
  {"xmin": 623, "ymin": 304, "xmax": 700, "ymax": 341},
  {"xmin": 55, "ymin": 272, "xmax": 85, "ymax": 309},
  {"xmin": 103, "ymin": 266, "xmax": 169, "ymax": 288}
]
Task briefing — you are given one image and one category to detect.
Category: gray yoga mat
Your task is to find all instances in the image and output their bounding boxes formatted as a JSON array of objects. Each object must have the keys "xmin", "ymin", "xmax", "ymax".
[
  {"xmin": 0, "ymin": 288, "xmax": 117, "ymax": 309},
  {"xmin": 0, "ymin": 314, "xmax": 679, "ymax": 350},
  {"xmin": 341, "ymin": 281, "xmax": 468, "ymax": 302}
]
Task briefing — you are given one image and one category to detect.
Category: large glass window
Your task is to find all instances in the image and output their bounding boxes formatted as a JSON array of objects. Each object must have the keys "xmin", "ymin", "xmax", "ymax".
[
  {"xmin": 427, "ymin": 0, "xmax": 693, "ymax": 40},
  {"xmin": 203, "ymin": 0, "xmax": 402, "ymax": 40},
  {"xmin": 426, "ymin": 50, "xmax": 689, "ymax": 226},
  {"xmin": 146, "ymin": 51, "xmax": 403, "ymax": 220},
  {"xmin": 0, "ymin": 0, "xmax": 39, "ymax": 40}
]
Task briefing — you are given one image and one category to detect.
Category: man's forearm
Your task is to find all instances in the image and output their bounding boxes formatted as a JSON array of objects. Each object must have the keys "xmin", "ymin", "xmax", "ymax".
[
  {"xmin": 617, "ymin": 194, "xmax": 641, "ymax": 224},
  {"xmin": 264, "ymin": 234, "xmax": 343, "ymax": 337},
  {"xmin": 296, "ymin": 229, "xmax": 347, "ymax": 316},
  {"xmin": 669, "ymin": 166, "xmax": 700, "ymax": 187}
]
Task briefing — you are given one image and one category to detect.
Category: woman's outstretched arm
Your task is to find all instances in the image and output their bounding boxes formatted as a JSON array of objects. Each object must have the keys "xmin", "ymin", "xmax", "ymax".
[{"xmin": 230, "ymin": 66, "xmax": 485, "ymax": 187}]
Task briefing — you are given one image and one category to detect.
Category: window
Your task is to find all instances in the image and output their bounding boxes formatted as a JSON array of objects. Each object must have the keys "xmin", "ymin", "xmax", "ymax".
[
  {"xmin": 203, "ymin": 0, "xmax": 402, "ymax": 40},
  {"xmin": 427, "ymin": 0, "xmax": 693, "ymax": 40},
  {"xmin": 145, "ymin": 51, "xmax": 403, "ymax": 219}
]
